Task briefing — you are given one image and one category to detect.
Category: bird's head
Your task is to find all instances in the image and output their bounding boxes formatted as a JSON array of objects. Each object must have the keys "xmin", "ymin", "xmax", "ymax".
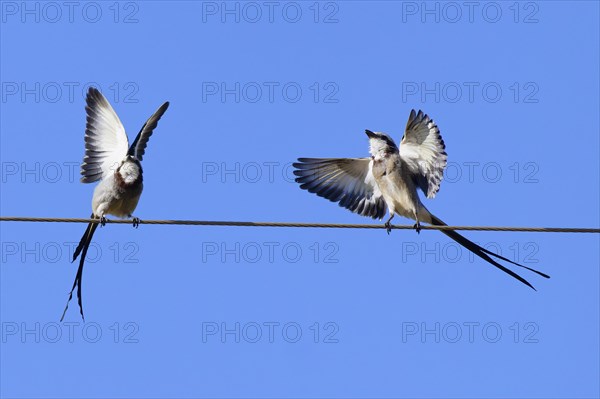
[
  {"xmin": 116, "ymin": 156, "xmax": 143, "ymax": 185},
  {"xmin": 365, "ymin": 130, "xmax": 398, "ymax": 159}
]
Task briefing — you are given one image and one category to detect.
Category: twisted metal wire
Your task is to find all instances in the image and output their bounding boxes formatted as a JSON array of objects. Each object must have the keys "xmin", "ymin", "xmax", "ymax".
[{"xmin": 1, "ymin": 216, "xmax": 598, "ymax": 233}]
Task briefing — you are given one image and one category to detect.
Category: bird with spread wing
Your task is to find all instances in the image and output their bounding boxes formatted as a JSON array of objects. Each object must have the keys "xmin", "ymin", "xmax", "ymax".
[
  {"xmin": 61, "ymin": 87, "xmax": 169, "ymax": 321},
  {"xmin": 293, "ymin": 110, "xmax": 550, "ymax": 289}
]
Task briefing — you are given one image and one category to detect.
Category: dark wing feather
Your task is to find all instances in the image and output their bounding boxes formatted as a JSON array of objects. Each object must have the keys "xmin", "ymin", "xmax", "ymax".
[
  {"xmin": 128, "ymin": 102, "xmax": 170, "ymax": 161},
  {"xmin": 293, "ymin": 158, "xmax": 387, "ymax": 219}
]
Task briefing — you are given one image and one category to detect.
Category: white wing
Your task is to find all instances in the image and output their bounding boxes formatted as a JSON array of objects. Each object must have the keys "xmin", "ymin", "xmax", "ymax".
[
  {"xmin": 399, "ymin": 109, "xmax": 447, "ymax": 198},
  {"xmin": 293, "ymin": 158, "xmax": 387, "ymax": 219},
  {"xmin": 80, "ymin": 88, "xmax": 129, "ymax": 183}
]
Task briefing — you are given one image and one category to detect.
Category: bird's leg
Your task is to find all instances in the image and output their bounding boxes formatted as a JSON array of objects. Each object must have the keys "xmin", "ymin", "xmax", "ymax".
[
  {"xmin": 384, "ymin": 214, "xmax": 395, "ymax": 235},
  {"xmin": 100, "ymin": 215, "xmax": 107, "ymax": 227},
  {"xmin": 413, "ymin": 221, "xmax": 421, "ymax": 234},
  {"xmin": 412, "ymin": 212, "xmax": 421, "ymax": 234},
  {"xmin": 130, "ymin": 215, "xmax": 141, "ymax": 229}
]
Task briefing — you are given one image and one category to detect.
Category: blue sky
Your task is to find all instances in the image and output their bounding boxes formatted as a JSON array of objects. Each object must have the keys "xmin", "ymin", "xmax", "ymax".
[{"xmin": 1, "ymin": 1, "xmax": 599, "ymax": 398}]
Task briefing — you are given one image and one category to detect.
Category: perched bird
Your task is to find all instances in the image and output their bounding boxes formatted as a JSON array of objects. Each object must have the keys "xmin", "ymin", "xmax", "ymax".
[
  {"xmin": 293, "ymin": 109, "xmax": 550, "ymax": 289},
  {"xmin": 61, "ymin": 87, "xmax": 169, "ymax": 321}
]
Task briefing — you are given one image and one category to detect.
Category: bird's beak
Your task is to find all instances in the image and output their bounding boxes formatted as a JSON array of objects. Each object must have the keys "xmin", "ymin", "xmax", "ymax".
[{"xmin": 365, "ymin": 129, "xmax": 377, "ymax": 139}]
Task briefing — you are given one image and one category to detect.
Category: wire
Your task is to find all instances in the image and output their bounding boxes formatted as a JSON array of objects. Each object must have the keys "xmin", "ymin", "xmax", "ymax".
[{"xmin": 1, "ymin": 216, "xmax": 598, "ymax": 233}]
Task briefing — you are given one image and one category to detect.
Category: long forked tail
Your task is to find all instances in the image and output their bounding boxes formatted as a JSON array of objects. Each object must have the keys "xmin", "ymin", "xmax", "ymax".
[
  {"xmin": 60, "ymin": 214, "xmax": 99, "ymax": 321},
  {"xmin": 429, "ymin": 215, "xmax": 550, "ymax": 290}
]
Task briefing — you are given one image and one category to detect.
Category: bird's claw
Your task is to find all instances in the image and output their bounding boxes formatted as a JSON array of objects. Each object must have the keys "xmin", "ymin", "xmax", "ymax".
[
  {"xmin": 385, "ymin": 221, "xmax": 392, "ymax": 235},
  {"xmin": 413, "ymin": 222, "xmax": 421, "ymax": 234},
  {"xmin": 100, "ymin": 216, "xmax": 107, "ymax": 227},
  {"xmin": 132, "ymin": 217, "xmax": 141, "ymax": 228}
]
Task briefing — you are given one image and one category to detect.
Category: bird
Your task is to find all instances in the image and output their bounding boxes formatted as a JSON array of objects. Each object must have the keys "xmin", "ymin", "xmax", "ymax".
[
  {"xmin": 60, "ymin": 87, "xmax": 169, "ymax": 321},
  {"xmin": 293, "ymin": 109, "xmax": 550, "ymax": 289}
]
